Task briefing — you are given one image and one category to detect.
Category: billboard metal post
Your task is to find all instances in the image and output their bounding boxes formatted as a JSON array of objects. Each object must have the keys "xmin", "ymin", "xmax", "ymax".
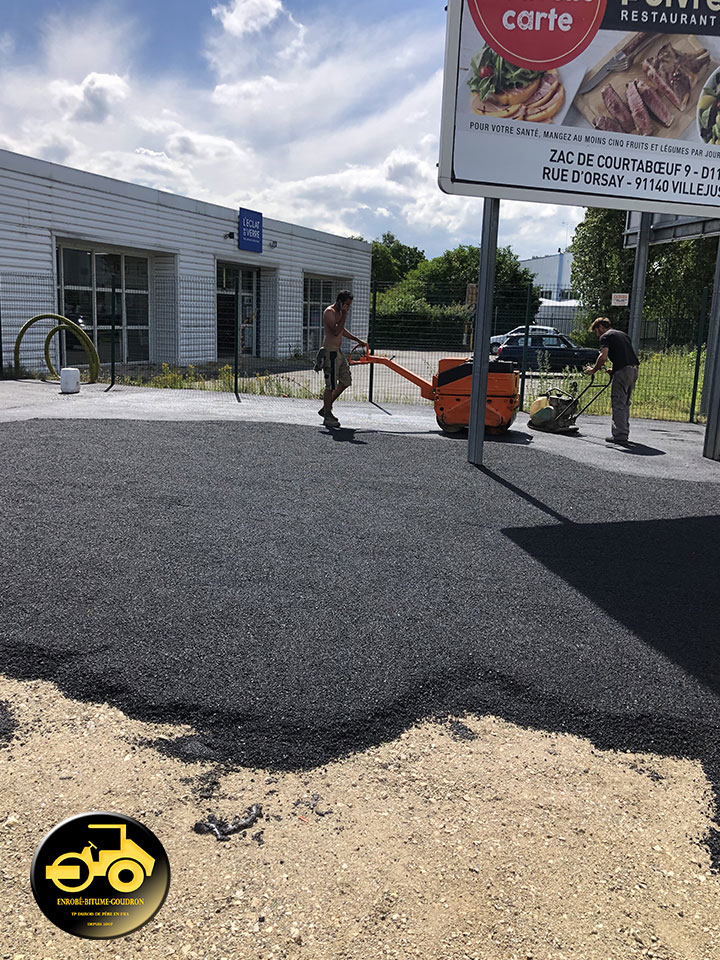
[
  {"xmin": 700, "ymin": 237, "xmax": 720, "ymax": 420},
  {"xmin": 468, "ymin": 197, "xmax": 500, "ymax": 467},
  {"xmin": 628, "ymin": 213, "xmax": 650, "ymax": 350},
  {"xmin": 702, "ymin": 241, "xmax": 720, "ymax": 458},
  {"xmin": 690, "ymin": 286, "xmax": 708, "ymax": 424}
]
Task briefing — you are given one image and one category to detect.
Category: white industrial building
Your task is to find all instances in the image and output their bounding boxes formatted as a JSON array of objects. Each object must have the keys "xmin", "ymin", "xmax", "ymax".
[
  {"xmin": 519, "ymin": 251, "xmax": 574, "ymax": 299},
  {"xmin": 0, "ymin": 148, "xmax": 371, "ymax": 371}
]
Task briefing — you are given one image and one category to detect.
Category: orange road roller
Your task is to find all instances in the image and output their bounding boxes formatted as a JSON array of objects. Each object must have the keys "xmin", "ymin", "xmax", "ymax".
[{"xmin": 349, "ymin": 346, "xmax": 520, "ymax": 434}]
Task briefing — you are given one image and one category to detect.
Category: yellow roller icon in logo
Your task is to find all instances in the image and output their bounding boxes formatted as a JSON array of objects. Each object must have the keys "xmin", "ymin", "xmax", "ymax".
[{"xmin": 45, "ymin": 823, "xmax": 155, "ymax": 893}]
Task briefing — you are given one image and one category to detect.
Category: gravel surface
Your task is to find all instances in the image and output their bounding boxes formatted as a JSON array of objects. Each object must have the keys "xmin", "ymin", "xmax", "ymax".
[
  {"xmin": 1, "ymin": 677, "xmax": 718, "ymax": 960},
  {"xmin": 2, "ymin": 417, "xmax": 720, "ymax": 958}
]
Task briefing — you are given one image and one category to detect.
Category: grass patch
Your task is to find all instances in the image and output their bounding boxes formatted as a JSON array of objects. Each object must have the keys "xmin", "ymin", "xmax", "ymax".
[{"xmin": 98, "ymin": 363, "xmax": 318, "ymax": 398}]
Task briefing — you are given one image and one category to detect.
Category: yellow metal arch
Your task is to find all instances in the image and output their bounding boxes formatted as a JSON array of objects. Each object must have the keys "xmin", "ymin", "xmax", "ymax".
[{"xmin": 14, "ymin": 313, "xmax": 100, "ymax": 383}]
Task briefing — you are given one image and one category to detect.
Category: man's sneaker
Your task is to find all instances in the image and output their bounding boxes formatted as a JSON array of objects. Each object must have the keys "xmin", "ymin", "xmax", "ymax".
[
  {"xmin": 606, "ymin": 436, "xmax": 631, "ymax": 446},
  {"xmin": 313, "ymin": 349, "xmax": 324, "ymax": 372},
  {"xmin": 323, "ymin": 414, "xmax": 341, "ymax": 428}
]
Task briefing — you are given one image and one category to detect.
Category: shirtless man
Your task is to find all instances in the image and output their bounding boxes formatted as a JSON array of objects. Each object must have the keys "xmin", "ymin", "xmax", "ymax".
[{"xmin": 317, "ymin": 291, "xmax": 367, "ymax": 428}]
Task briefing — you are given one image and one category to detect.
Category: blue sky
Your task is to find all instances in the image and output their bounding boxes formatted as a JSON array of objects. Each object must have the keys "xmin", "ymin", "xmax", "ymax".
[{"xmin": 0, "ymin": 0, "xmax": 584, "ymax": 259}]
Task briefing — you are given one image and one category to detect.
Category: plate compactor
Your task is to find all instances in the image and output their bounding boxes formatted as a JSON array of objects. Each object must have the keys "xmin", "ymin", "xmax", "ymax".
[
  {"xmin": 528, "ymin": 371, "xmax": 612, "ymax": 434},
  {"xmin": 349, "ymin": 345, "xmax": 521, "ymax": 434}
]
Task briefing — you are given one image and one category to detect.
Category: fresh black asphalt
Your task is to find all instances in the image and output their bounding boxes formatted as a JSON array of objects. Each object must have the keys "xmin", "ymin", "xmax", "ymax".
[{"xmin": 4, "ymin": 419, "xmax": 720, "ymax": 856}]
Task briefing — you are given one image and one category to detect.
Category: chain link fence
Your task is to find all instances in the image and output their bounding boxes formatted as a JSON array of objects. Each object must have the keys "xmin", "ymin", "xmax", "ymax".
[{"xmin": 0, "ymin": 271, "xmax": 710, "ymax": 422}]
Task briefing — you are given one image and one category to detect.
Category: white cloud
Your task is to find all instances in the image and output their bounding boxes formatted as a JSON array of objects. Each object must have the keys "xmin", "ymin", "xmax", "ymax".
[
  {"xmin": 40, "ymin": 8, "xmax": 134, "ymax": 78},
  {"xmin": 51, "ymin": 73, "xmax": 130, "ymax": 124},
  {"xmin": 0, "ymin": 3, "xmax": 586, "ymax": 260},
  {"xmin": 211, "ymin": 0, "xmax": 283, "ymax": 37}
]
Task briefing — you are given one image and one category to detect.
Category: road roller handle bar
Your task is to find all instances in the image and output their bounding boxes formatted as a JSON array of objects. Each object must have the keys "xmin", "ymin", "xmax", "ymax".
[{"xmin": 348, "ymin": 343, "xmax": 434, "ymax": 400}]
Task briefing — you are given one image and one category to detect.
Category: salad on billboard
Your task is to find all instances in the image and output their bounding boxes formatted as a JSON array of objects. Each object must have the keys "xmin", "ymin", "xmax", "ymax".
[
  {"xmin": 698, "ymin": 68, "xmax": 720, "ymax": 143},
  {"xmin": 467, "ymin": 45, "xmax": 565, "ymax": 122}
]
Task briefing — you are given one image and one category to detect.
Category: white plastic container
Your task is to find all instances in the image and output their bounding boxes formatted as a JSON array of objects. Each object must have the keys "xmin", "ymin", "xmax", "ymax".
[{"xmin": 60, "ymin": 368, "xmax": 80, "ymax": 394}]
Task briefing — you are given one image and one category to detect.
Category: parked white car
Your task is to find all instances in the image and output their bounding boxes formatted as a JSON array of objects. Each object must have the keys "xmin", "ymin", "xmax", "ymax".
[{"xmin": 490, "ymin": 325, "xmax": 561, "ymax": 355}]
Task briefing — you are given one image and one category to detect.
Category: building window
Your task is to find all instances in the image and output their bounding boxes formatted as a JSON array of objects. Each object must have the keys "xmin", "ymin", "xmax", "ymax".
[
  {"xmin": 56, "ymin": 246, "xmax": 150, "ymax": 364},
  {"xmin": 303, "ymin": 277, "xmax": 334, "ymax": 353}
]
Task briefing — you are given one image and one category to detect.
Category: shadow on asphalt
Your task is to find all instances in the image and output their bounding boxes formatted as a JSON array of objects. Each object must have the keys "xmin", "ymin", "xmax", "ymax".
[
  {"xmin": 322, "ymin": 427, "xmax": 368, "ymax": 445},
  {"xmin": 501, "ymin": 510, "xmax": 720, "ymax": 865},
  {"xmin": 437, "ymin": 429, "xmax": 534, "ymax": 445},
  {"xmin": 505, "ymin": 515, "xmax": 720, "ymax": 701},
  {"xmin": 611, "ymin": 442, "xmax": 665, "ymax": 456},
  {"xmin": 478, "ymin": 467, "xmax": 571, "ymax": 523}
]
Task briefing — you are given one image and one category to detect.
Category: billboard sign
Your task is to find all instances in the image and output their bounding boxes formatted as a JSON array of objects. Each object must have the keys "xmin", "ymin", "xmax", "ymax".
[
  {"xmin": 439, "ymin": 0, "xmax": 720, "ymax": 216},
  {"xmin": 238, "ymin": 208, "xmax": 263, "ymax": 253}
]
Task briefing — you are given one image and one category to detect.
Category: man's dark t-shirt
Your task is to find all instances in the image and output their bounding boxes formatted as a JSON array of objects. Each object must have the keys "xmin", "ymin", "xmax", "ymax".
[{"xmin": 599, "ymin": 329, "xmax": 639, "ymax": 370}]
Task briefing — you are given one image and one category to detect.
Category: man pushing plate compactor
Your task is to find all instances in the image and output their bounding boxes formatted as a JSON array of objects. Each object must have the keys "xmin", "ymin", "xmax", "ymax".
[{"xmin": 585, "ymin": 317, "xmax": 640, "ymax": 447}]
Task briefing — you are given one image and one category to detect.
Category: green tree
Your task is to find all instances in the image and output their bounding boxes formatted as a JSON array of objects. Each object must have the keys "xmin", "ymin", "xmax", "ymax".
[
  {"xmin": 383, "ymin": 243, "xmax": 539, "ymax": 322},
  {"xmin": 570, "ymin": 209, "xmax": 634, "ymax": 340},
  {"xmin": 371, "ymin": 232, "xmax": 426, "ymax": 283},
  {"xmin": 570, "ymin": 208, "xmax": 717, "ymax": 346},
  {"xmin": 371, "ymin": 242, "xmax": 401, "ymax": 283},
  {"xmin": 374, "ymin": 243, "xmax": 540, "ymax": 345},
  {"xmin": 377, "ymin": 232, "xmax": 426, "ymax": 278},
  {"xmin": 643, "ymin": 237, "xmax": 717, "ymax": 346}
]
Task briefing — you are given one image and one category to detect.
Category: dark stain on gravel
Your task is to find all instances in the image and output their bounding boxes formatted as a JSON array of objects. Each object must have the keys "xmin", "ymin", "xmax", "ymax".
[
  {"xmin": 0, "ymin": 701, "xmax": 16, "ymax": 745},
  {"xmin": 3, "ymin": 419, "xmax": 720, "ymax": 862}
]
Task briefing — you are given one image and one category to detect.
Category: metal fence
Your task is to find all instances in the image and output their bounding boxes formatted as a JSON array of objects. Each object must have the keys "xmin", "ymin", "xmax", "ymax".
[{"xmin": 0, "ymin": 271, "xmax": 710, "ymax": 423}]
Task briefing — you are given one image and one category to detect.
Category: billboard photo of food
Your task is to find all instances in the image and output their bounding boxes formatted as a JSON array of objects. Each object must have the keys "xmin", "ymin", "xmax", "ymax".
[
  {"xmin": 570, "ymin": 32, "xmax": 716, "ymax": 139},
  {"xmin": 466, "ymin": 46, "xmax": 565, "ymax": 124}
]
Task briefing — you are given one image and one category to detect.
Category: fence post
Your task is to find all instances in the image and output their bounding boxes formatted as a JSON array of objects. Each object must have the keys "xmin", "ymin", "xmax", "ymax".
[
  {"xmin": 0, "ymin": 281, "xmax": 4, "ymax": 376},
  {"xmin": 518, "ymin": 283, "xmax": 533, "ymax": 411},
  {"xmin": 110, "ymin": 278, "xmax": 117, "ymax": 389},
  {"xmin": 369, "ymin": 281, "xmax": 377, "ymax": 405},
  {"xmin": 234, "ymin": 274, "xmax": 240, "ymax": 401},
  {"xmin": 690, "ymin": 285, "xmax": 709, "ymax": 423}
]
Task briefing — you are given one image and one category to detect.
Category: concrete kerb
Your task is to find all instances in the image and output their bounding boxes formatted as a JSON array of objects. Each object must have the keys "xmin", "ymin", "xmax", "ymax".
[{"xmin": 2, "ymin": 378, "xmax": 719, "ymax": 483}]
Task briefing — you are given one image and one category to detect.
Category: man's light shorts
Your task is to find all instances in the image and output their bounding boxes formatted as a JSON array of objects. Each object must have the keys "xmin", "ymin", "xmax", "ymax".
[{"xmin": 322, "ymin": 349, "xmax": 352, "ymax": 391}]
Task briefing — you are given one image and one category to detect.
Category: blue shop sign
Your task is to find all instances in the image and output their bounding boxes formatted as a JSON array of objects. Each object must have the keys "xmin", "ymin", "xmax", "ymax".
[{"xmin": 238, "ymin": 208, "xmax": 263, "ymax": 253}]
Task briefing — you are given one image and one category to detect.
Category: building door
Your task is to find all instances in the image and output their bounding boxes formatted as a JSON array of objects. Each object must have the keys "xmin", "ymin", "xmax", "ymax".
[{"xmin": 217, "ymin": 262, "xmax": 258, "ymax": 358}]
